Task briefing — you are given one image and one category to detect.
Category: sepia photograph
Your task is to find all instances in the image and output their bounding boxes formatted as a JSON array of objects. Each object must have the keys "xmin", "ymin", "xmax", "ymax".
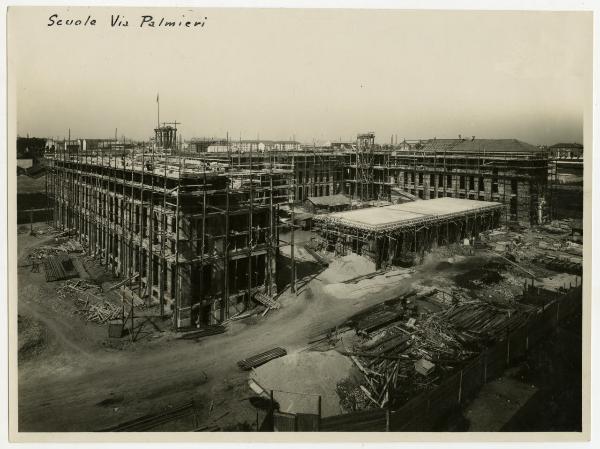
[{"xmin": 6, "ymin": 5, "xmax": 593, "ymax": 441}]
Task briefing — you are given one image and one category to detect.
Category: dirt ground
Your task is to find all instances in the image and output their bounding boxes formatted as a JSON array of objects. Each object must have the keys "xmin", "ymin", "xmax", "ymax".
[
  {"xmin": 16, "ymin": 222, "xmax": 580, "ymax": 432},
  {"xmin": 17, "ymin": 225, "xmax": 427, "ymax": 431}
]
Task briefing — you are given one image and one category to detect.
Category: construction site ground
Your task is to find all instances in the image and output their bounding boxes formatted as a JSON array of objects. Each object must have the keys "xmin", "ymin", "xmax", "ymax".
[{"xmin": 17, "ymin": 220, "xmax": 582, "ymax": 431}]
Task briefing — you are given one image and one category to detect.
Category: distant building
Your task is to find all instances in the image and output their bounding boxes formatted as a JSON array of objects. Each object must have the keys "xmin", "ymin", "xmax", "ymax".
[
  {"xmin": 17, "ymin": 137, "xmax": 47, "ymax": 160},
  {"xmin": 304, "ymin": 194, "xmax": 352, "ymax": 214},
  {"xmin": 195, "ymin": 139, "xmax": 301, "ymax": 153},
  {"xmin": 548, "ymin": 143, "xmax": 583, "ymax": 160}
]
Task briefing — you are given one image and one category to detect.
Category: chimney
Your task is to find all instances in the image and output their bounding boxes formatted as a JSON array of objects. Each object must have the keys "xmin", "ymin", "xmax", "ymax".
[
  {"xmin": 472, "ymin": 136, "xmax": 475, "ymax": 141},
  {"xmin": 458, "ymin": 134, "xmax": 462, "ymax": 140}
]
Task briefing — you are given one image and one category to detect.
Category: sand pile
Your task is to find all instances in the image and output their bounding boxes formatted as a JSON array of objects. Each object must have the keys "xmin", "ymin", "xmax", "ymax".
[
  {"xmin": 249, "ymin": 350, "xmax": 354, "ymax": 417},
  {"xmin": 279, "ymin": 244, "xmax": 320, "ymax": 263},
  {"xmin": 323, "ymin": 268, "xmax": 412, "ymax": 300},
  {"xmin": 319, "ymin": 254, "xmax": 376, "ymax": 283}
]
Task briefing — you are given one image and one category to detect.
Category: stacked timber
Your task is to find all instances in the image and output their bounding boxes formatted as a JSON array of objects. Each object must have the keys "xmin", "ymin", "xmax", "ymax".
[
  {"xmin": 43, "ymin": 254, "xmax": 79, "ymax": 282},
  {"xmin": 253, "ymin": 293, "xmax": 280, "ymax": 310},
  {"xmin": 237, "ymin": 347, "xmax": 287, "ymax": 370},
  {"xmin": 336, "ymin": 296, "xmax": 531, "ymax": 410}
]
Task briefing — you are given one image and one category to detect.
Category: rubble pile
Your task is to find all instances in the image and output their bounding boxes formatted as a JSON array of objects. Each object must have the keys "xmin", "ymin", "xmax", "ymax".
[
  {"xmin": 57, "ymin": 279, "xmax": 122, "ymax": 324},
  {"xmin": 335, "ymin": 294, "xmax": 532, "ymax": 411}
]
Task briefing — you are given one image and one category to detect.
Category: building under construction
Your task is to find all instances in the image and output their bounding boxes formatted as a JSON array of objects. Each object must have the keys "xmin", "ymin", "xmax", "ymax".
[
  {"xmin": 46, "ymin": 125, "xmax": 294, "ymax": 328},
  {"xmin": 314, "ymin": 198, "xmax": 504, "ymax": 269},
  {"xmin": 43, "ymin": 127, "xmax": 552, "ymax": 327},
  {"xmin": 343, "ymin": 138, "xmax": 549, "ymax": 226},
  {"xmin": 195, "ymin": 135, "xmax": 550, "ymax": 226}
]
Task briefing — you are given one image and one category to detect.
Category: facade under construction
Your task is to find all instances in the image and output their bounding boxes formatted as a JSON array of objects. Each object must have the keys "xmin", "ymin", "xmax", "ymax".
[
  {"xmin": 192, "ymin": 135, "xmax": 549, "ymax": 226},
  {"xmin": 343, "ymin": 138, "xmax": 549, "ymax": 226},
  {"xmin": 43, "ymin": 129, "xmax": 551, "ymax": 327},
  {"xmin": 314, "ymin": 198, "xmax": 504, "ymax": 268},
  {"xmin": 46, "ymin": 144, "xmax": 293, "ymax": 328}
]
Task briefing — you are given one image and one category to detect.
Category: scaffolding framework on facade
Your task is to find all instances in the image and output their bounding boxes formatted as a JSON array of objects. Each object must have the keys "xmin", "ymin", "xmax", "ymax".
[{"xmin": 46, "ymin": 141, "xmax": 296, "ymax": 329}]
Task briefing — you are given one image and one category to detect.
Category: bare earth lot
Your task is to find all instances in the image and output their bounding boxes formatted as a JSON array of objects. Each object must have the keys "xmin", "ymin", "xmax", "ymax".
[{"xmin": 16, "ymin": 223, "xmax": 581, "ymax": 432}]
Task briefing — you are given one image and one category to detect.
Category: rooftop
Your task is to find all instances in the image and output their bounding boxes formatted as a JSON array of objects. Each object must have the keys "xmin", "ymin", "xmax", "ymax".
[
  {"xmin": 307, "ymin": 194, "xmax": 352, "ymax": 207},
  {"xmin": 315, "ymin": 198, "xmax": 504, "ymax": 232},
  {"xmin": 420, "ymin": 138, "xmax": 541, "ymax": 154},
  {"xmin": 549, "ymin": 142, "xmax": 583, "ymax": 149}
]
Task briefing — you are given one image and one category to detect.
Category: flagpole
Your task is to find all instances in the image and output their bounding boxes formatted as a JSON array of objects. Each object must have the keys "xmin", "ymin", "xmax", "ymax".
[{"xmin": 157, "ymin": 93, "xmax": 160, "ymax": 129}]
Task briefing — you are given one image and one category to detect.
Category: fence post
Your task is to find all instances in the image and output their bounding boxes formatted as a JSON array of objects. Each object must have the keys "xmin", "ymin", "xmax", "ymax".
[
  {"xmin": 458, "ymin": 370, "xmax": 463, "ymax": 404},
  {"xmin": 556, "ymin": 301, "xmax": 560, "ymax": 325},
  {"xmin": 386, "ymin": 409, "xmax": 390, "ymax": 432},
  {"xmin": 506, "ymin": 326, "xmax": 510, "ymax": 366},
  {"xmin": 270, "ymin": 390, "xmax": 275, "ymax": 432},
  {"xmin": 317, "ymin": 395, "xmax": 322, "ymax": 431},
  {"xmin": 483, "ymin": 352, "xmax": 487, "ymax": 384}
]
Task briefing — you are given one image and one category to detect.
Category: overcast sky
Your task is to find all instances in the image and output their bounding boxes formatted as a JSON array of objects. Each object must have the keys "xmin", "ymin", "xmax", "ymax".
[{"xmin": 9, "ymin": 7, "xmax": 590, "ymax": 145}]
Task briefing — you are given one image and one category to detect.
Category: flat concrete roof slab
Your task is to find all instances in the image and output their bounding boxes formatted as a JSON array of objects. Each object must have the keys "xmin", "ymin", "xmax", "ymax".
[{"xmin": 317, "ymin": 198, "xmax": 504, "ymax": 232}]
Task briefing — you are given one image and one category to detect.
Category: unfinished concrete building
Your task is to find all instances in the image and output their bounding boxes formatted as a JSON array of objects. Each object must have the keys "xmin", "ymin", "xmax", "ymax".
[
  {"xmin": 46, "ymin": 144, "xmax": 293, "ymax": 328},
  {"xmin": 275, "ymin": 151, "xmax": 345, "ymax": 202},
  {"xmin": 343, "ymin": 138, "xmax": 549, "ymax": 226},
  {"xmin": 314, "ymin": 198, "xmax": 504, "ymax": 268}
]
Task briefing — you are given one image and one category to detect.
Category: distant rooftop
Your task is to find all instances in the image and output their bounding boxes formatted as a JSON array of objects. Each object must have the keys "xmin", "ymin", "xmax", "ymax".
[
  {"xmin": 420, "ymin": 138, "xmax": 540, "ymax": 154},
  {"xmin": 548, "ymin": 142, "xmax": 583, "ymax": 149},
  {"xmin": 306, "ymin": 194, "xmax": 351, "ymax": 207}
]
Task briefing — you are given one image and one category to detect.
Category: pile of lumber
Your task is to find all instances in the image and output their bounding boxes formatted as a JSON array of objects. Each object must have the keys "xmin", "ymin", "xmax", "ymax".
[
  {"xmin": 43, "ymin": 254, "xmax": 79, "ymax": 282},
  {"xmin": 74, "ymin": 298, "xmax": 122, "ymax": 324},
  {"xmin": 342, "ymin": 269, "xmax": 387, "ymax": 284},
  {"xmin": 354, "ymin": 310, "xmax": 405, "ymax": 334},
  {"xmin": 253, "ymin": 293, "xmax": 280, "ymax": 310},
  {"xmin": 438, "ymin": 302, "xmax": 528, "ymax": 342},
  {"xmin": 102, "ymin": 402, "xmax": 196, "ymax": 432},
  {"xmin": 56, "ymin": 239, "xmax": 84, "ymax": 253},
  {"xmin": 536, "ymin": 255, "xmax": 582, "ymax": 275},
  {"xmin": 338, "ymin": 297, "xmax": 527, "ymax": 410},
  {"xmin": 237, "ymin": 347, "xmax": 287, "ymax": 370},
  {"xmin": 58, "ymin": 278, "xmax": 102, "ymax": 294},
  {"xmin": 57, "ymin": 279, "xmax": 122, "ymax": 324}
]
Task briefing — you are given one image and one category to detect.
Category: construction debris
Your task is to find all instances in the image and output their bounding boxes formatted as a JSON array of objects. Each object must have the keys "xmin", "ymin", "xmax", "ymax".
[
  {"xmin": 253, "ymin": 292, "xmax": 281, "ymax": 310},
  {"xmin": 414, "ymin": 358, "xmax": 435, "ymax": 376},
  {"xmin": 43, "ymin": 254, "xmax": 79, "ymax": 282},
  {"xmin": 237, "ymin": 347, "xmax": 288, "ymax": 371}
]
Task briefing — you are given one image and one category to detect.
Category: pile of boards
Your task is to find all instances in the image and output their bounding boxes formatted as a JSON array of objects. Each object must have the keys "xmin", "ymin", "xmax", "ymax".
[
  {"xmin": 335, "ymin": 295, "xmax": 529, "ymax": 410},
  {"xmin": 237, "ymin": 347, "xmax": 287, "ymax": 370},
  {"xmin": 75, "ymin": 299, "xmax": 122, "ymax": 324},
  {"xmin": 57, "ymin": 279, "xmax": 122, "ymax": 324},
  {"xmin": 438, "ymin": 302, "xmax": 530, "ymax": 343},
  {"xmin": 43, "ymin": 254, "xmax": 79, "ymax": 282},
  {"xmin": 253, "ymin": 293, "xmax": 280, "ymax": 310},
  {"xmin": 536, "ymin": 255, "xmax": 582, "ymax": 276}
]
